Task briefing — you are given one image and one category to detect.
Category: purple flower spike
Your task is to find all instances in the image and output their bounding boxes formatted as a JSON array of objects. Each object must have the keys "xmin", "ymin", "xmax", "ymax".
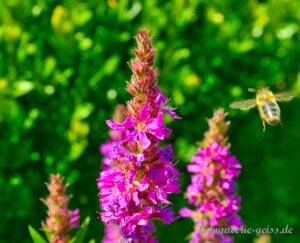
[
  {"xmin": 100, "ymin": 105, "xmax": 126, "ymax": 241},
  {"xmin": 98, "ymin": 29, "xmax": 180, "ymax": 242},
  {"xmin": 41, "ymin": 174, "xmax": 80, "ymax": 243},
  {"xmin": 180, "ymin": 109, "xmax": 242, "ymax": 243}
]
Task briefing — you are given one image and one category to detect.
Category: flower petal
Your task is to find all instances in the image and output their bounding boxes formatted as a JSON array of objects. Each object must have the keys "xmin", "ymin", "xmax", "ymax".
[
  {"xmin": 138, "ymin": 104, "xmax": 151, "ymax": 121},
  {"xmin": 138, "ymin": 131, "xmax": 151, "ymax": 149},
  {"xmin": 179, "ymin": 207, "xmax": 194, "ymax": 218}
]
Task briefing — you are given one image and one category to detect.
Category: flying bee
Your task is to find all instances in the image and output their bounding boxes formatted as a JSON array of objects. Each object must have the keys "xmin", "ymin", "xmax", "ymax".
[{"xmin": 230, "ymin": 87, "xmax": 295, "ymax": 131}]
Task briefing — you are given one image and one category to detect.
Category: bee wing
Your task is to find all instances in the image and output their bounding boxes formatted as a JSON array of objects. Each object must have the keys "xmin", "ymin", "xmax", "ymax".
[
  {"xmin": 274, "ymin": 92, "xmax": 296, "ymax": 102},
  {"xmin": 229, "ymin": 99, "xmax": 257, "ymax": 110}
]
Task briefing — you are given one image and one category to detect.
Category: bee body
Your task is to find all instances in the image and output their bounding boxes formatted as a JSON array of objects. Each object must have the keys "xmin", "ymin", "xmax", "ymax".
[
  {"xmin": 230, "ymin": 87, "xmax": 295, "ymax": 131},
  {"xmin": 256, "ymin": 89, "xmax": 281, "ymax": 127}
]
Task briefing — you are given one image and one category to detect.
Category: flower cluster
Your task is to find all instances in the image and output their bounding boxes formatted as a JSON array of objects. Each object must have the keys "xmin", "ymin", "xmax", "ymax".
[
  {"xmin": 98, "ymin": 29, "xmax": 180, "ymax": 242},
  {"xmin": 203, "ymin": 109, "xmax": 230, "ymax": 148},
  {"xmin": 102, "ymin": 223, "xmax": 122, "ymax": 243},
  {"xmin": 180, "ymin": 109, "xmax": 242, "ymax": 243},
  {"xmin": 42, "ymin": 174, "xmax": 79, "ymax": 243},
  {"xmin": 100, "ymin": 104, "xmax": 126, "ymax": 170},
  {"xmin": 100, "ymin": 105, "xmax": 125, "ymax": 242}
]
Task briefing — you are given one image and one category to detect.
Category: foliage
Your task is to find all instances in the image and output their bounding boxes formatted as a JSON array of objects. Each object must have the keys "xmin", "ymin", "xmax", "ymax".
[
  {"xmin": 0, "ymin": 0, "xmax": 300, "ymax": 242},
  {"xmin": 28, "ymin": 226, "xmax": 47, "ymax": 243},
  {"xmin": 28, "ymin": 217, "xmax": 90, "ymax": 243}
]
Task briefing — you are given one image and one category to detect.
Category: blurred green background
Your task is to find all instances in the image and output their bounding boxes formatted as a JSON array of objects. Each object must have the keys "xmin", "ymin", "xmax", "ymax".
[{"xmin": 1, "ymin": 0, "xmax": 300, "ymax": 242}]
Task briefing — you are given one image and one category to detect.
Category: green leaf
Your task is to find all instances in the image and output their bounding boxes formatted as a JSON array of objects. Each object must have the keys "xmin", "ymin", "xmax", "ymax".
[
  {"xmin": 73, "ymin": 9, "xmax": 93, "ymax": 27},
  {"xmin": 12, "ymin": 80, "xmax": 35, "ymax": 97},
  {"xmin": 127, "ymin": 2, "xmax": 142, "ymax": 20},
  {"xmin": 28, "ymin": 225, "xmax": 47, "ymax": 243},
  {"xmin": 102, "ymin": 56, "xmax": 120, "ymax": 76},
  {"xmin": 43, "ymin": 56, "xmax": 57, "ymax": 78},
  {"xmin": 72, "ymin": 103, "xmax": 94, "ymax": 120},
  {"xmin": 69, "ymin": 217, "xmax": 90, "ymax": 243}
]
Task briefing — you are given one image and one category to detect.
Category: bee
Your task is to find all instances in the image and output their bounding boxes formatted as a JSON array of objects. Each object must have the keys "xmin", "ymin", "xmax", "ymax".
[{"xmin": 230, "ymin": 87, "xmax": 295, "ymax": 131}]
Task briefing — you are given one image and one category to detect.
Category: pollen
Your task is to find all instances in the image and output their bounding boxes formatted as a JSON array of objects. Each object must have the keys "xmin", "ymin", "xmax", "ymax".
[{"xmin": 137, "ymin": 122, "xmax": 146, "ymax": 131}]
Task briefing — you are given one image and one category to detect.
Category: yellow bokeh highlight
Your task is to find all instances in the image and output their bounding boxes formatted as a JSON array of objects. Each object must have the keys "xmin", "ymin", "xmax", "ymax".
[
  {"xmin": 207, "ymin": 7, "xmax": 224, "ymax": 25},
  {"xmin": 0, "ymin": 79, "xmax": 8, "ymax": 90},
  {"xmin": 51, "ymin": 5, "xmax": 73, "ymax": 34},
  {"xmin": 183, "ymin": 74, "xmax": 201, "ymax": 88},
  {"xmin": 107, "ymin": 0, "xmax": 117, "ymax": 8},
  {"xmin": 4, "ymin": 24, "xmax": 22, "ymax": 42}
]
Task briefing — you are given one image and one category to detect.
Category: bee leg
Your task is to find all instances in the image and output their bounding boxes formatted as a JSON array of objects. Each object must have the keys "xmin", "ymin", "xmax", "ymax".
[{"xmin": 262, "ymin": 119, "xmax": 266, "ymax": 132}]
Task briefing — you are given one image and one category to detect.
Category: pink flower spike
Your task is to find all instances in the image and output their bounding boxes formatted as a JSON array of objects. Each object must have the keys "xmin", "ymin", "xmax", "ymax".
[
  {"xmin": 98, "ymin": 29, "xmax": 180, "ymax": 242},
  {"xmin": 41, "ymin": 174, "xmax": 80, "ymax": 243},
  {"xmin": 181, "ymin": 109, "xmax": 242, "ymax": 243}
]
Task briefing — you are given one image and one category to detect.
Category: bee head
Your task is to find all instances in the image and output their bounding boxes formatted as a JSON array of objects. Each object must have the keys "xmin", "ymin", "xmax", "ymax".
[{"xmin": 257, "ymin": 87, "xmax": 272, "ymax": 99}]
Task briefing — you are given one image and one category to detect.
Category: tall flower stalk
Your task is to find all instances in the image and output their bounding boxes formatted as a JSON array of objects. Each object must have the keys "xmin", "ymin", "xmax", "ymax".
[
  {"xmin": 97, "ymin": 29, "xmax": 180, "ymax": 242},
  {"xmin": 100, "ymin": 105, "xmax": 125, "ymax": 242},
  {"xmin": 180, "ymin": 109, "xmax": 242, "ymax": 243},
  {"xmin": 41, "ymin": 174, "xmax": 80, "ymax": 243}
]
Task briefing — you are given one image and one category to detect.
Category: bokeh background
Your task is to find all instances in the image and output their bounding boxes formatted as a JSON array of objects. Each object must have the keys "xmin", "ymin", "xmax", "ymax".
[{"xmin": 1, "ymin": 0, "xmax": 300, "ymax": 242}]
